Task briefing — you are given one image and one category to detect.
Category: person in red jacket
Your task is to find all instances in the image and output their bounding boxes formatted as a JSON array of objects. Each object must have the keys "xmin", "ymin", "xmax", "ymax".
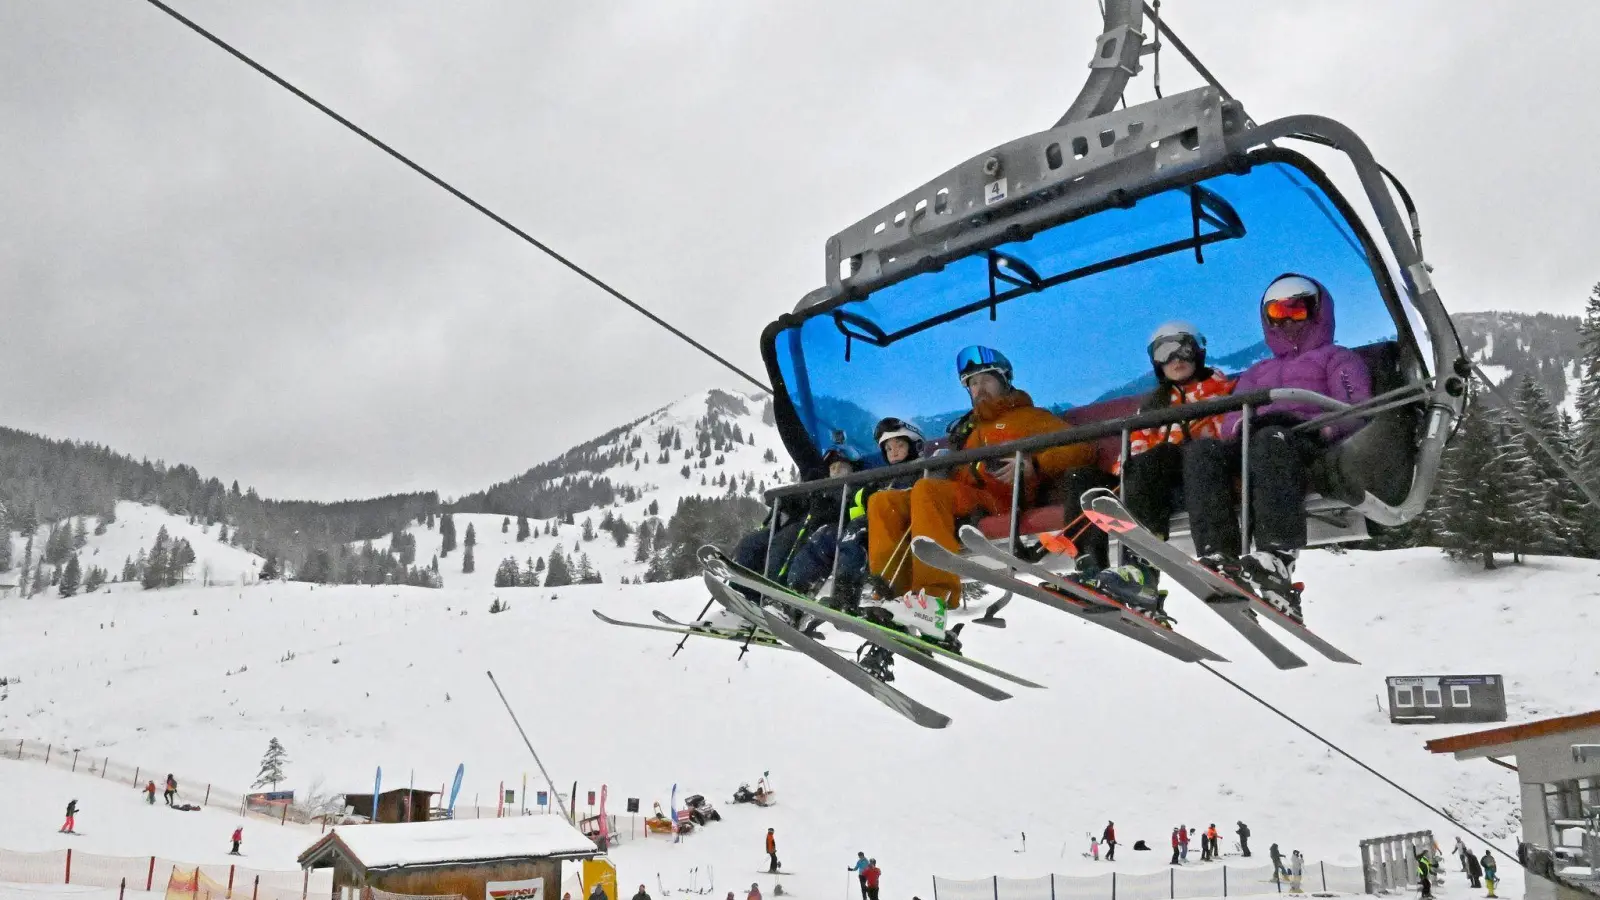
[
  {"xmin": 144, "ymin": 781, "xmax": 157, "ymax": 805},
  {"xmin": 863, "ymin": 860, "xmax": 881, "ymax": 900},
  {"xmin": 230, "ymin": 826, "xmax": 243, "ymax": 855},
  {"xmin": 1102, "ymin": 822, "xmax": 1117, "ymax": 862},
  {"xmin": 1170, "ymin": 828, "xmax": 1182, "ymax": 865}
]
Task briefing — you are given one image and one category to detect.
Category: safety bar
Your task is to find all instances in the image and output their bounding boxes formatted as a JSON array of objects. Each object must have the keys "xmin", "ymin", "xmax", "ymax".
[
  {"xmin": 766, "ymin": 388, "xmax": 1348, "ymax": 501},
  {"xmin": 1290, "ymin": 379, "xmax": 1439, "ymax": 434}
]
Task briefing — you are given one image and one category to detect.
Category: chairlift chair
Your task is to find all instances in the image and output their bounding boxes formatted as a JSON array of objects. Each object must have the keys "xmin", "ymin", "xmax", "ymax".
[{"xmin": 755, "ymin": 0, "xmax": 1467, "ymax": 561}]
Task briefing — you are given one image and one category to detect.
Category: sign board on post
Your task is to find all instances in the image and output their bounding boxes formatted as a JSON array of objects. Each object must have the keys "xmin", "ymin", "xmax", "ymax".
[
  {"xmin": 586, "ymin": 791, "xmax": 596, "ymax": 806},
  {"xmin": 505, "ymin": 790, "xmax": 515, "ymax": 804},
  {"xmin": 625, "ymin": 798, "xmax": 639, "ymax": 813},
  {"xmin": 486, "ymin": 878, "xmax": 544, "ymax": 900},
  {"xmin": 537, "ymin": 791, "xmax": 548, "ymax": 806}
]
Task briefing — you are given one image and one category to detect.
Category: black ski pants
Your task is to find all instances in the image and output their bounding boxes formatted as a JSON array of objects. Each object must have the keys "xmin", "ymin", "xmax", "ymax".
[
  {"xmin": 1183, "ymin": 427, "xmax": 1325, "ymax": 558},
  {"xmin": 1104, "ymin": 840, "xmax": 1115, "ymax": 861},
  {"xmin": 1042, "ymin": 465, "xmax": 1119, "ymax": 570}
]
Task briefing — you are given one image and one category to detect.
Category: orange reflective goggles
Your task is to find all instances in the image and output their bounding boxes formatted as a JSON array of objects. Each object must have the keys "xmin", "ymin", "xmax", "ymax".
[{"xmin": 1264, "ymin": 293, "xmax": 1315, "ymax": 323}]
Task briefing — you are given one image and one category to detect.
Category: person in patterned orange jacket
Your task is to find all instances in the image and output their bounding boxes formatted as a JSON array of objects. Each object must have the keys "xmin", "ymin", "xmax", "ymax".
[
  {"xmin": 1097, "ymin": 321, "xmax": 1235, "ymax": 610},
  {"xmin": 866, "ymin": 345, "xmax": 1097, "ymax": 611}
]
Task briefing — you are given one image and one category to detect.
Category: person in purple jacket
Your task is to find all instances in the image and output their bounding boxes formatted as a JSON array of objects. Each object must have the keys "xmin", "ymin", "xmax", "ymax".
[{"xmin": 1182, "ymin": 273, "xmax": 1373, "ymax": 621}]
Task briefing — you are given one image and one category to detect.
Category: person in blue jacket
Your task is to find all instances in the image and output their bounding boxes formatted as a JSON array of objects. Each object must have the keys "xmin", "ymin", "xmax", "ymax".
[{"xmin": 848, "ymin": 851, "xmax": 871, "ymax": 900}]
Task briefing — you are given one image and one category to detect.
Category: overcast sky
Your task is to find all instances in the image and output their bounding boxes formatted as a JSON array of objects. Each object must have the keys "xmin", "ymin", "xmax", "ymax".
[{"xmin": 4, "ymin": 1, "xmax": 1598, "ymax": 501}]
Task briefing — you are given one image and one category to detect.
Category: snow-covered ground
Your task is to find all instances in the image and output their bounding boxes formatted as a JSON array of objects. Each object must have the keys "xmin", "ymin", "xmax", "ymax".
[
  {"xmin": 1, "ymin": 389, "xmax": 1586, "ymax": 900},
  {"xmin": 3, "ymin": 512, "xmax": 1589, "ymax": 899}
]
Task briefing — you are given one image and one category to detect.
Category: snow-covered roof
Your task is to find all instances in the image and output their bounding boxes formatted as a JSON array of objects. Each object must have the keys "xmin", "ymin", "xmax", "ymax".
[{"xmin": 300, "ymin": 815, "xmax": 598, "ymax": 870}]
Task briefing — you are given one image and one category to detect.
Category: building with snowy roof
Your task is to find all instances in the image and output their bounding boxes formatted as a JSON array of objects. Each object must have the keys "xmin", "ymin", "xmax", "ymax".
[
  {"xmin": 298, "ymin": 813, "xmax": 600, "ymax": 900},
  {"xmin": 1426, "ymin": 708, "xmax": 1600, "ymax": 900}
]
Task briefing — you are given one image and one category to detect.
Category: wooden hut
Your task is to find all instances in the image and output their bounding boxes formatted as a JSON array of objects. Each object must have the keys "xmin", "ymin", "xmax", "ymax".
[
  {"xmin": 342, "ymin": 788, "xmax": 438, "ymax": 824},
  {"xmin": 298, "ymin": 814, "xmax": 599, "ymax": 900}
]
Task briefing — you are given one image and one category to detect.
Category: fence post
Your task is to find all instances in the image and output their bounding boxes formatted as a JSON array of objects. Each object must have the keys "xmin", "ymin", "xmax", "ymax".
[
  {"xmin": 1319, "ymin": 862, "xmax": 1326, "ymax": 893},
  {"xmin": 72, "ymin": 750, "xmax": 79, "ymax": 772},
  {"xmin": 121, "ymin": 877, "xmax": 127, "ymax": 900},
  {"xmin": 148, "ymin": 857, "xmax": 156, "ymax": 891},
  {"xmin": 1223, "ymin": 866, "xmax": 1228, "ymax": 897},
  {"xmin": 45, "ymin": 744, "xmax": 52, "ymax": 765},
  {"xmin": 1112, "ymin": 872, "xmax": 1117, "ymax": 900},
  {"xmin": 1050, "ymin": 874, "xmax": 1056, "ymax": 900},
  {"xmin": 134, "ymin": 766, "xmax": 141, "ymax": 786},
  {"xmin": 303, "ymin": 868, "xmax": 310, "ymax": 900},
  {"xmin": 1169, "ymin": 868, "xmax": 1174, "ymax": 899},
  {"xmin": 282, "ymin": 802, "xmax": 289, "ymax": 824},
  {"xmin": 932, "ymin": 875, "xmax": 939, "ymax": 900},
  {"xmin": 206, "ymin": 784, "xmax": 212, "ymax": 806},
  {"xmin": 254, "ymin": 876, "xmax": 261, "ymax": 900},
  {"xmin": 102, "ymin": 757, "xmax": 109, "ymax": 778},
  {"xmin": 992, "ymin": 875, "xmax": 999, "ymax": 900},
  {"xmin": 65, "ymin": 848, "xmax": 72, "ymax": 884},
  {"xmin": 15, "ymin": 739, "xmax": 21, "ymax": 759},
  {"xmin": 228, "ymin": 864, "xmax": 236, "ymax": 898}
]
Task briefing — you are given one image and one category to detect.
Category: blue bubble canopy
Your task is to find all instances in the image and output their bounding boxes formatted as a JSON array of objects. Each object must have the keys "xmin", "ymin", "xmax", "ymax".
[{"xmin": 762, "ymin": 149, "xmax": 1429, "ymax": 471}]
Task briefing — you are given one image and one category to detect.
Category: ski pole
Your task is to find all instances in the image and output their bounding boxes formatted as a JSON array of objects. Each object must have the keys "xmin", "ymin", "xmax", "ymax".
[{"xmin": 671, "ymin": 595, "xmax": 718, "ymax": 659}]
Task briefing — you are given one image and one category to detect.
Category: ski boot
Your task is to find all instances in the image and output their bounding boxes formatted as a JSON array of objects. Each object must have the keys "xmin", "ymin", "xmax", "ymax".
[
  {"xmin": 1095, "ymin": 563, "xmax": 1174, "ymax": 628},
  {"xmin": 856, "ymin": 644, "xmax": 895, "ymax": 683},
  {"xmin": 1236, "ymin": 550, "xmax": 1304, "ymax": 623}
]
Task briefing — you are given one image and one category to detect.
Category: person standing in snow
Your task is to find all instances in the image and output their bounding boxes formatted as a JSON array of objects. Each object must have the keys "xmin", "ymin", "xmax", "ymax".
[
  {"xmin": 1480, "ymin": 851, "xmax": 1497, "ymax": 898},
  {"xmin": 1102, "ymin": 822, "xmax": 1117, "ymax": 862},
  {"xmin": 230, "ymin": 827, "xmax": 243, "ymax": 855},
  {"xmin": 1269, "ymin": 844, "xmax": 1284, "ymax": 883},
  {"xmin": 746, "ymin": 884, "xmax": 762, "ymax": 900},
  {"xmin": 1290, "ymin": 851, "xmax": 1306, "ymax": 894},
  {"xmin": 587, "ymin": 882, "xmax": 608, "ymax": 900},
  {"xmin": 1464, "ymin": 847, "xmax": 1482, "ymax": 889},
  {"xmin": 631, "ymin": 884, "xmax": 651, "ymax": 900},
  {"xmin": 144, "ymin": 780, "xmax": 157, "ymax": 805},
  {"xmin": 1090, "ymin": 836, "xmax": 1100, "ymax": 861},
  {"xmin": 848, "ymin": 852, "xmax": 870, "ymax": 900},
  {"xmin": 1205, "ymin": 824, "xmax": 1219, "ymax": 861},
  {"xmin": 1236, "ymin": 821, "xmax": 1251, "ymax": 857},
  {"xmin": 1179, "ymin": 825, "xmax": 1190, "ymax": 862},
  {"xmin": 1415, "ymin": 851, "xmax": 1433, "ymax": 899},
  {"xmin": 765, "ymin": 828, "xmax": 779, "ymax": 873},
  {"xmin": 164, "ymin": 774, "xmax": 178, "ymax": 807},
  {"xmin": 863, "ymin": 860, "xmax": 881, "ymax": 900},
  {"xmin": 60, "ymin": 799, "xmax": 79, "ymax": 834},
  {"xmin": 1170, "ymin": 828, "xmax": 1182, "ymax": 865},
  {"xmin": 1453, "ymin": 837, "xmax": 1468, "ymax": 871}
]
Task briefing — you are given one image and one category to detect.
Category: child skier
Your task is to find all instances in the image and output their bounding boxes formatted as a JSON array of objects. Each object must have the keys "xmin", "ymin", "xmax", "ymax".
[
  {"xmin": 1480, "ymin": 850, "xmax": 1497, "ymax": 897},
  {"xmin": 144, "ymin": 780, "xmax": 157, "ymax": 805},
  {"xmin": 230, "ymin": 826, "xmax": 243, "ymax": 855},
  {"xmin": 60, "ymin": 799, "xmax": 79, "ymax": 834},
  {"xmin": 765, "ymin": 828, "xmax": 779, "ymax": 873}
]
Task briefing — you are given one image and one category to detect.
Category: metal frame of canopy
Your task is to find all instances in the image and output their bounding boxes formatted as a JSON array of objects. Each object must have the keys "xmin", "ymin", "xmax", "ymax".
[{"xmin": 758, "ymin": 0, "xmax": 1466, "ymax": 546}]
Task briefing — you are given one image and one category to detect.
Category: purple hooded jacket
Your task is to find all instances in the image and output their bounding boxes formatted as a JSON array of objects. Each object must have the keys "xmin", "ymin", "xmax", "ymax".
[{"xmin": 1220, "ymin": 276, "xmax": 1373, "ymax": 440}]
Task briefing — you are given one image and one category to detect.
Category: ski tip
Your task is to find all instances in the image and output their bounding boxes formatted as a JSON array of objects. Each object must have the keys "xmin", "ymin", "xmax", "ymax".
[{"xmin": 971, "ymin": 616, "xmax": 1008, "ymax": 629}]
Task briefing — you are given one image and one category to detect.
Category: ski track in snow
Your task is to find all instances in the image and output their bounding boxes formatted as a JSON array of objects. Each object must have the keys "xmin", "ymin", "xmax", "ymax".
[{"xmin": 0, "ymin": 390, "xmax": 1585, "ymax": 900}]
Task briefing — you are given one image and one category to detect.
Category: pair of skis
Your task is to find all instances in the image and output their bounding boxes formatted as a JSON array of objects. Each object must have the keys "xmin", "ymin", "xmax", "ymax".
[{"xmin": 701, "ymin": 546, "xmax": 1045, "ymax": 729}]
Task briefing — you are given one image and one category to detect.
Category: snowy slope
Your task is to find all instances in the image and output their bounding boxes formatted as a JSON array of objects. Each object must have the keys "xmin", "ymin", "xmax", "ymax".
[
  {"xmin": 5, "ymin": 501, "xmax": 265, "ymax": 591},
  {"xmin": 387, "ymin": 389, "xmax": 791, "ymax": 588},
  {"xmin": 2, "ymin": 545, "xmax": 1591, "ymax": 899}
]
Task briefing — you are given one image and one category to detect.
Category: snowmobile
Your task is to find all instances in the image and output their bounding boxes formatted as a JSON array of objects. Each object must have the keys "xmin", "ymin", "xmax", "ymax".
[
  {"xmin": 703, "ymin": 0, "xmax": 1468, "ymax": 726},
  {"xmin": 682, "ymin": 794, "xmax": 722, "ymax": 825},
  {"xmin": 731, "ymin": 782, "xmax": 774, "ymax": 807}
]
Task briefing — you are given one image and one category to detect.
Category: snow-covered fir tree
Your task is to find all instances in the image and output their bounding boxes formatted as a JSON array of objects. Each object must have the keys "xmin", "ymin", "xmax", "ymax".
[
  {"xmin": 59, "ymin": 554, "xmax": 81, "ymax": 598},
  {"xmin": 515, "ymin": 515, "xmax": 530, "ymax": 542},
  {"xmin": 461, "ymin": 543, "xmax": 475, "ymax": 574},
  {"xmin": 1430, "ymin": 393, "xmax": 1523, "ymax": 569},
  {"xmin": 252, "ymin": 737, "xmax": 289, "ymax": 789}
]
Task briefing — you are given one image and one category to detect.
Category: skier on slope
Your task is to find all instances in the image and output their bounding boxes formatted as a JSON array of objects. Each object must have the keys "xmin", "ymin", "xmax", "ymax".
[
  {"xmin": 1480, "ymin": 850, "xmax": 1497, "ymax": 897},
  {"xmin": 848, "ymin": 852, "xmax": 871, "ymax": 900},
  {"xmin": 60, "ymin": 799, "xmax": 79, "ymax": 834},
  {"xmin": 863, "ymin": 859, "xmax": 881, "ymax": 900},
  {"xmin": 865, "ymin": 346, "xmax": 1097, "ymax": 612},
  {"xmin": 230, "ymin": 826, "xmax": 243, "ymax": 855},
  {"xmin": 1096, "ymin": 321, "xmax": 1234, "ymax": 613},
  {"xmin": 165, "ymin": 774, "xmax": 178, "ymax": 807},
  {"xmin": 144, "ymin": 780, "xmax": 157, "ymax": 805},
  {"xmin": 1465, "ymin": 847, "xmax": 1483, "ymax": 889},
  {"xmin": 1236, "ymin": 821, "xmax": 1251, "ymax": 857},
  {"xmin": 746, "ymin": 885, "xmax": 762, "ymax": 900},
  {"xmin": 765, "ymin": 828, "xmax": 780, "ymax": 873},
  {"xmin": 1181, "ymin": 274, "xmax": 1373, "ymax": 623},
  {"xmin": 1270, "ymin": 844, "xmax": 1284, "ymax": 882},
  {"xmin": 1102, "ymin": 822, "xmax": 1117, "ymax": 862}
]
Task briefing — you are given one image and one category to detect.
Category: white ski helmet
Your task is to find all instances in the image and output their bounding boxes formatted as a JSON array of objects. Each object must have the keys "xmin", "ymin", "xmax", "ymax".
[
  {"xmin": 873, "ymin": 417, "xmax": 926, "ymax": 462},
  {"xmin": 1146, "ymin": 320, "xmax": 1207, "ymax": 374}
]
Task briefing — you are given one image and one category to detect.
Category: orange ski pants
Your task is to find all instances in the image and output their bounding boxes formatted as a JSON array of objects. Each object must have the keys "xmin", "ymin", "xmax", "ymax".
[{"xmin": 866, "ymin": 478, "xmax": 990, "ymax": 607}]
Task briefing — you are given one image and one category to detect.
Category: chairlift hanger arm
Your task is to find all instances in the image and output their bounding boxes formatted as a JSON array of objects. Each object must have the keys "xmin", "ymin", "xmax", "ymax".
[{"xmin": 1058, "ymin": 0, "xmax": 1146, "ymax": 125}]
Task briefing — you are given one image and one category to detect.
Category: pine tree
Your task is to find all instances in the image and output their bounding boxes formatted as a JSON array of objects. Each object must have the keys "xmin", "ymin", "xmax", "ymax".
[
  {"xmin": 501, "ymin": 517, "xmax": 510, "ymax": 534},
  {"xmin": 83, "ymin": 566, "xmax": 105, "ymax": 593},
  {"xmin": 464, "ymin": 523, "xmax": 477, "ymax": 548},
  {"xmin": 582, "ymin": 518, "xmax": 596, "ymax": 542},
  {"xmin": 440, "ymin": 513, "xmax": 457, "ymax": 556},
  {"xmin": 259, "ymin": 555, "xmax": 280, "ymax": 581},
  {"xmin": 544, "ymin": 547, "xmax": 573, "ymax": 588},
  {"xmin": 72, "ymin": 517, "xmax": 88, "ymax": 550},
  {"xmin": 32, "ymin": 557, "xmax": 46, "ymax": 596},
  {"xmin": 1432, "ymin": 396, "xmax": 1521, "ymax": 569},
  {"xmin": 167, "ymin": 539, "xmax": 196, "ymax": 586},
  {"xmin": 252, "ymin": 738, "xmax": 289, "ymax": 789},
  {"xmin": 59, "ymin": 554, "xmax": 81, "ymax": 598},
  {"xmin": 17, "ymin": 535, "xmax": 32, "ymax": 596},
  {"xmin": 121, "ymin": 556, "xmax": 135, "ymax": 582},
  {"xmin": 494, "ymin": 557, "xmax": 520, "ymax": 588},
  {"xmin": 634, "ymin": 522, "xmax": 654, "ymax": 563},
  {"xmin": 218, "ymin": 523, "xmax": 229, "ymax": 544},
  {"xmin": 1510, "ymin": 375, "xmax": 1584, "ymax": 554},
  {"xmin": 0, "ymin": 503, "xmax": 11, "ymax": 572},
  {"xmin": 142, "ymin": 527, "xmax": 170, "ymax": 590},
  {"xmin": 462, "ymin": 544, "xmax": 476, "ymax": 574},
  {"xmin": 516, "ymin": 515, "xmax": 530, "ymax": 542}
]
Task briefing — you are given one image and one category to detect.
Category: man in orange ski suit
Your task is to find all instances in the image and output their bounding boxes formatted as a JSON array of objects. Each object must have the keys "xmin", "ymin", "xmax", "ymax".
[{"xmin": 866, "ymin": 346, "xmax": 1096, "ymax": 606}]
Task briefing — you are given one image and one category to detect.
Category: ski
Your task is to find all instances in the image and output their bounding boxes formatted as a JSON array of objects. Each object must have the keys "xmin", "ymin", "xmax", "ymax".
[
  {"xmin": 911, "ymin": 537, "xmax": 1215, "ymax": 664},
  {"xmin": 954, "ymin": 525, "xmax": 1228, "ymax": 663},
  {"xmin": 653, "ymin": 609, "xmax": 781, "ymax": 637},
  {"xmin": 1084, "ymin": 488, "xmax": 1358, "ymax": 667},
  {"xmin": 701, "ymin": 545, "xmax": 1044, "ymax": 692},
  {"xmin": 591, "ymin": 610, "xmax": 828, "ymax": 654},
  {"xmin": 702, "ymin": 574, "xmax": 952, "ymax": 729}
]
